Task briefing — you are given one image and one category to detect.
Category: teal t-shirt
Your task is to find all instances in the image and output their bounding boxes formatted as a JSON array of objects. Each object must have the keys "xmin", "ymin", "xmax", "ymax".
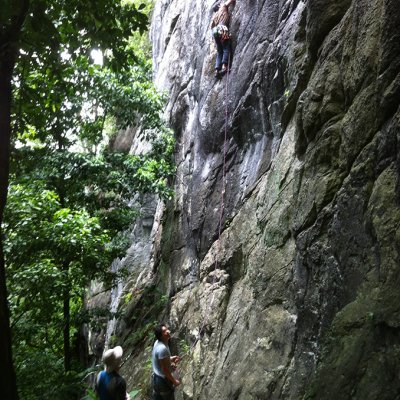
[{"xmin": 152, "ymin": 340, "xmax": 171, "ymax": 378}]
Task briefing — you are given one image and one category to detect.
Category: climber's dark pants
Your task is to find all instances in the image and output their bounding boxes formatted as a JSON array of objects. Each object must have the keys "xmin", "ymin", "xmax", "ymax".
[
  {"xmin": 153, "ymin": 374, "xmax": 175, "ymax": 400},
  {"xmin": 214, "ymin": 37, "xmax": 231, "ymax": 70}
]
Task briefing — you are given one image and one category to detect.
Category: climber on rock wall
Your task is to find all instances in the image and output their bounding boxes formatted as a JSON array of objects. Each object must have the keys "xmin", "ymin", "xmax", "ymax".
[{"xmin": 211, "ymin": 0, "xmax": 236, "ymax": 79}]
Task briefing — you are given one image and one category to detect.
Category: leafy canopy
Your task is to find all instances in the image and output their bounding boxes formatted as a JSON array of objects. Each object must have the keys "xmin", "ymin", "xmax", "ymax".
[{"xmin": 3, "ymin": 0, "xmax": 174, "ymax": 398}]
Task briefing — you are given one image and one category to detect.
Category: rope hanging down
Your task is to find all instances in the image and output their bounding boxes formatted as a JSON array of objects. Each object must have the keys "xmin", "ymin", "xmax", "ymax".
[
  {"xmin": 197, "ymin": 53, "xmax": 232, "ymax": 343},
  {"xmin": 174, "ymin": 58, "xmax": 232, "ymax": 381}
]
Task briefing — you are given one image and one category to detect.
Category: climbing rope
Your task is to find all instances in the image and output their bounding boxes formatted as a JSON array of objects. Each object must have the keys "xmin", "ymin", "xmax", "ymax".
[
  {"xmin": 174, "ymin": 57, "xmax": 233, "ymax": 365},
  {"xmin": 196, "ymin": 53, "xmax": 232, "ymax": 346}
]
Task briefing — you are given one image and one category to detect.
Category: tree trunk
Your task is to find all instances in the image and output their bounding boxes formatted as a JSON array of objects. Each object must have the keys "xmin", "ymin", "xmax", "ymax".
[
  {"xmin": 0, "ymin": 44, "xmax": 19, "ymax": 400},
  {"xmin": 0, "ymin": 5, "xmax": 30, "ymax": 397},
  {"xmin": 0, "ymin": 243, "xmax": 18, "ymax": 400},
  {"xmin": 63, "ymin": 281, "xmax": 71, "ymax": 371}
]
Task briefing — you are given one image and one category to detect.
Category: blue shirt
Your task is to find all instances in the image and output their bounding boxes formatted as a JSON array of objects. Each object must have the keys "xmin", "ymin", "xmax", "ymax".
[{"xmin": 96, "ymin": 370, "xmax": 126, "ymax": 400}]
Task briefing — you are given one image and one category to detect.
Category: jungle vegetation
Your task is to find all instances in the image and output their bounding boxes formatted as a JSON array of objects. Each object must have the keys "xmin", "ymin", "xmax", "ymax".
[{"xmin": 0, "ymin": 1, "xmax": 172, "ymax": 398}]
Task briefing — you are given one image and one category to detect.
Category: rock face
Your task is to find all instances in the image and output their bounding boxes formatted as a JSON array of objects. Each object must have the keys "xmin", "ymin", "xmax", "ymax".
[{"xmin": 117, "ymin": 0, "xmax": 400, "ymax": 399}]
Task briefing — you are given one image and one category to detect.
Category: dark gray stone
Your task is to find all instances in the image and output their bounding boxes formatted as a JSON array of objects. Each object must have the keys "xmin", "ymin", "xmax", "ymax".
[{"xmin": 99, "ymin": 0, "xmax": 400, "ymax": 399}]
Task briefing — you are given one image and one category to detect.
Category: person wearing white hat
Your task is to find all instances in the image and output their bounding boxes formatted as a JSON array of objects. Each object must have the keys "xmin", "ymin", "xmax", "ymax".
[{"xmin": 96, "ymin": 346, "xmax": 130, "ymax": 400}]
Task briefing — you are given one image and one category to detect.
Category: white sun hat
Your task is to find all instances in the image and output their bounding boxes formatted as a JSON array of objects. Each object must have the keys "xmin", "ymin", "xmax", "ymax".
[{"xmin": 102, "ymin": 346, "xmax": 123, "ymax": 373}]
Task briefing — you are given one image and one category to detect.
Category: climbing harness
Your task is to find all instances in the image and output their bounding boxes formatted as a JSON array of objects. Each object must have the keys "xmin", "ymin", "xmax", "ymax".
[{"xmin": 212, "ymin": 24, "xmax": 231, "ymax": 41}]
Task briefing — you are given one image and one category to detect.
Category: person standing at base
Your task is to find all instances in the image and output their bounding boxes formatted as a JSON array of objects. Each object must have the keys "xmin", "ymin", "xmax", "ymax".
[
  {"xmin": 211, "ymin": 0, "xmax": 236, "ymax": 78},
  {"xmin": 152, "ymin": 324, "xmax": 181, "ymax": 400},
  {"xmin": 96, "ymin": 346, "xmax": 130, "ymax": 400}
]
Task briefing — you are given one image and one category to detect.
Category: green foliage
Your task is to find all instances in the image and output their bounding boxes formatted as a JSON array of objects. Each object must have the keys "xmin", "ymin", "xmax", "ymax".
[
  {"xmin": 81, "ymin": 388, "xmax": 97, "ymax": 400},
  {"xmin": 179, "ymin": 340, "xmax": 191, "ymax": 356},
  {"xmin": 11, "ymin": 145, "xmax": 174, "ymax": 235},
  {"xmin": 108, "ymin": 335, "xmax": 119, "ymax": 349},
  {"xmin": 12, "ymin": 352, "xmax": 100, "ymax": 400},
  {"xmin": 2, "ymin": 0, "xmax": 175, "ymax": 398},
  {"xmin": 14, "ymin": 351, "xmax": 64, "ymax": 400},
  {"xmin": 144, "ymin": 352, "xmax": 153, "ymax": 374},
  {"xmin": 124, "ymin": 321, "xmax": 155, "ymax": 348},
  {"xmin": 13, "ymin": 53, "xmax": 170, "ymax": 148},
  {"xmin": 6, "ymin": 0, "xmax": 148, "ymax": 69},
  {"xmin": 122, "ymin": 285, "xmax": 169, "ymax": 371},
  {"xmin": 4, "ymin": 183, "xmax": 112, "ymax": 398},
  {"xmin": 125, "ymin": 1, "xmax": 156, "ymax": 60},
  {"xmin": 129, "ymin": 389, "xmax": 141, "ymax": 399}
]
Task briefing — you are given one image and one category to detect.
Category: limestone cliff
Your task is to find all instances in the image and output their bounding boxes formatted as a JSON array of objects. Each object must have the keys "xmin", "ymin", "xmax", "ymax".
[{"xmin": 112, "ymin": 0, "xmax": 400, "ymax": 399}]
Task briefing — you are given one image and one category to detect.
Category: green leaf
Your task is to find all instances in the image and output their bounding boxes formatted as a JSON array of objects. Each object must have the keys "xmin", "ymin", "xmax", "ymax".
[
  {"xmin": 129, "ymin": 389, "xmax": 140, "ymax": 399},
  {"xmin": 4, "ymin": 0, "xmax": 176, "ymax": 397}
]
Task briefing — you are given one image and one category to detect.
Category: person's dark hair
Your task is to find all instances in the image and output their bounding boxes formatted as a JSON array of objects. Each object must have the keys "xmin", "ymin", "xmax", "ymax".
[
  {"xmin": 212, "ymin": 2, "xmax": 220, "ymax": 12},
  {"xmin": 154, "ymin": 324, "xmax": 166, "ymax": 341}
]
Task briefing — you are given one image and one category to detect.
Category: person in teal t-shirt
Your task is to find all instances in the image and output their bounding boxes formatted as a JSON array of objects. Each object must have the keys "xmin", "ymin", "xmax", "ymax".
[{"xmin": 152, "ymin": 324, "xmax": 181, "ymax": 400}]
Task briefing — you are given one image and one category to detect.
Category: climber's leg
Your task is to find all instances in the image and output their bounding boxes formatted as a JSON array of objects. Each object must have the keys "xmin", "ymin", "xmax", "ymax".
[
  {"xmin": 214, "ymin": 37, "xmax": 224, "ymax": 71},
  {"xmin": 221, "ymin": 39, "xmax": 231, "ymax": 72}
]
